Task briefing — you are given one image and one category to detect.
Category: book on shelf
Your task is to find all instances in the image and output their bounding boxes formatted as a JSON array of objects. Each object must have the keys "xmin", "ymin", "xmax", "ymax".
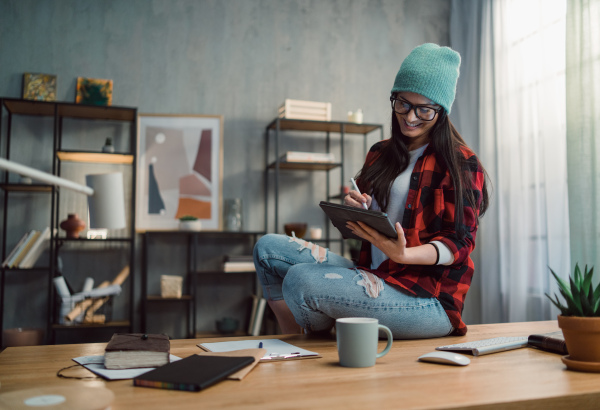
[
  {"xmin": 222, "ymin": 255, "xmax": 255, "ymax": 272},
  {"xmin": 18, "ymin": 227, "xmax": 51, "ymax": 268},
  {"xmin": 104, "ymin": 333, "xmax": 170, "ymax": 370},
  {"xmin": 248, "ymin": 295, "xmax": 266, "ymax": 336},
  {"xmin": 527, "ymin": 330, "xmax": 568, "ymax": 355},
  {"xmin": 279, "ymin": 151, "xmax": 335, "ymax": 163},
  {"xmin": 3, "ymin": 230, "xmax": 39, "ymax": 268},
  {"xmin": 1, "ymin": 231, "xmax": 31, "ymax": 268},
  {"xmin": 133, "ymin": 354, "xmax": 254, "ymax": 392}
]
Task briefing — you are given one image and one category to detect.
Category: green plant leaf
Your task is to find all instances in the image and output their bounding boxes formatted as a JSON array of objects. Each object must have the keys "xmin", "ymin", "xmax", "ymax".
[
  {"xmin": 574, "ymin": 263, "xmax": 583, "ymax": 289},
  {"xmin": 583, "ymin": 265, "xmax": 593, "ymax": 293},
  {"xmin": 581, "ymin": 284, "xmax": 595, "ymax": 316},
  {"xmin": 549, "ymin": 268, "xmax": 572, "ymax": 300},
  {"xmin": 545, "ymin": 292, "xmax": 569, "ymax": 316},
  {"xmin": 569, "ymin": 276, "xmax": 584, "ymax": 316}
]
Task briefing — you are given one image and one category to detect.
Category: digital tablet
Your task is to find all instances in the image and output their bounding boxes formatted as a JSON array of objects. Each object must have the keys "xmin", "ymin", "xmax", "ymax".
[{"xmin": 319, "ymin": 201, "xmax": 397, "ymax": 241}]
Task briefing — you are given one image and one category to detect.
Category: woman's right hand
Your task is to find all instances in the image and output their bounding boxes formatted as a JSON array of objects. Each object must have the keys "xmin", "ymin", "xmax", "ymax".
[{"xmin": 344, "ymin": 190, "xmax": 372, "ymax": 209}]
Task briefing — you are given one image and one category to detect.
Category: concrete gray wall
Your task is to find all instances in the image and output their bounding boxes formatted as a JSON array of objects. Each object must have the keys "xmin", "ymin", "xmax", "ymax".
[{"xmin": 0, "ymin": 0, "xmax": 451, "ymax": 340}]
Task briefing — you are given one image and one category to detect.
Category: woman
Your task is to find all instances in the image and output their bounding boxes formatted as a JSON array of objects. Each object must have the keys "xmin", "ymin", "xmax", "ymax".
[{"xmin": 254, "ymin": 43, "xmax": 489, "ymax": 338}]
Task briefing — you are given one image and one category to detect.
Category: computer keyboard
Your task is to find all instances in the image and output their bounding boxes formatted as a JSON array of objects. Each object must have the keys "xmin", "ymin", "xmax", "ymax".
[{"xmin": 436, "ymin": 336, "xmax": 529, "ymax": 356}]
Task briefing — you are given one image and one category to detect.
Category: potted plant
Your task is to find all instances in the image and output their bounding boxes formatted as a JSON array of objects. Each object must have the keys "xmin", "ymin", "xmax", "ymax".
[
  {"xmin": 546, "ymin": 263, "xmax": 600, "ymax": 367},
  {"xmin": 178, "ymin": 215, "xmax": 201, "ymax": 231}
]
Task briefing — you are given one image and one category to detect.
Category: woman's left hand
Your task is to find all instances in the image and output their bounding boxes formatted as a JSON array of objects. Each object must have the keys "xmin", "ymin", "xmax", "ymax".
[{"xmin": 347, "ymin": 220, "xmax": 407, "ymax": 263}]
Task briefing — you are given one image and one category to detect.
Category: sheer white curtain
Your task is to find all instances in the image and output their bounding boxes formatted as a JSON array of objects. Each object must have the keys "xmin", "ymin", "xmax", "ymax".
[
  {"xmin": 478, "ymin": 0, "xmax": 571, "ymax": 323},
  {"xmin": 566, "ymin": 0, "xmax": 600, "ymax": 276}
]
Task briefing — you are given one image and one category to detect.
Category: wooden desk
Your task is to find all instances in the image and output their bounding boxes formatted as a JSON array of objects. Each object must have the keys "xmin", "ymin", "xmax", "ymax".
[{"xmin": 1, "ymin": 320, "xmax": 600, "ymax": 409}]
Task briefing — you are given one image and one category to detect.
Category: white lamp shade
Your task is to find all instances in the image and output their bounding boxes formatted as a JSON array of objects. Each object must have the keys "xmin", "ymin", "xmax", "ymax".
[{"xmin": 86, "ymin": 172, "xmax": 126, "ymax": 229}]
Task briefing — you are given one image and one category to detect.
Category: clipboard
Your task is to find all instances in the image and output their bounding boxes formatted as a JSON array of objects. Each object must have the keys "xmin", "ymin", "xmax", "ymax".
[
  {"xmin": 319, "ymin": 201, "xmax": 397, "ymax": 240},
  {"xmin": 197, "ymin": 339, "xmax": 320, "ymax": 361}
]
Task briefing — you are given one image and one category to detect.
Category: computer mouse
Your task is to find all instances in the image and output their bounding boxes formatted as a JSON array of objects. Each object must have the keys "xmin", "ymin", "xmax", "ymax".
[{"xmin": 418, "ymin": 351, "xmax": 471, "ymax": 366}]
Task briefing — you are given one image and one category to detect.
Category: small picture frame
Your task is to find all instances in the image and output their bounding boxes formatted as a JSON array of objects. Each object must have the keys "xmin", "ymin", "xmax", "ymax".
[
  {"xmin": 22, "ymin": 73, "xmax": 57, "ymax": 101},
  {"xmin": 75, "ymin": 77, "xmax": 113, "ymax": 106}
]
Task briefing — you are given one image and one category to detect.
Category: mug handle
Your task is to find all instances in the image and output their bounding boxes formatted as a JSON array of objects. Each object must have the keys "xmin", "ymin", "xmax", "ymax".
[{"xmin": 376, "ymin": 324, "xmax": 393, "ymax": 358}]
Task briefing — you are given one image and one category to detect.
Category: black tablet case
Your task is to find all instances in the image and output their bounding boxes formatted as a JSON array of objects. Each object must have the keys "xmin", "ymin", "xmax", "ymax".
[
  {"xmin": 133, "ymin": 354, "xmax": 254, "ymax": 392},
  {"xmin": 319, "ymin": 201, "xmax": 397, "ymax": 240}
]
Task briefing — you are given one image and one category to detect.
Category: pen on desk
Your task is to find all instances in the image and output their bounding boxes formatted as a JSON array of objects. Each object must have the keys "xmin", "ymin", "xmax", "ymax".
[{"xmin": 350, "ymin": 178, "xmax": 368, "ymax": 210}]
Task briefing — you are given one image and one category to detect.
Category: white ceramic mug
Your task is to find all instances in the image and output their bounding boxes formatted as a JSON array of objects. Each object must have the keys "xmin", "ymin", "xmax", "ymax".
[{"xmin": 336, "ymin": 317, "xmax": 393, "ymax": 368}]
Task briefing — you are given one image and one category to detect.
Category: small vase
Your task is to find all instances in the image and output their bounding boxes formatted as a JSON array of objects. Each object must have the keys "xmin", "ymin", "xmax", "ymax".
[
  {"xmin": 60, "ymin": 213, "xmax": 86, "ymax": 238},
  {"xmin": 102, "ymin": 138, "xmax": 115, "ymax": 153},
  {"xmin": 179, "ymin": 220, "xmax": 201, "ymax": 231}
]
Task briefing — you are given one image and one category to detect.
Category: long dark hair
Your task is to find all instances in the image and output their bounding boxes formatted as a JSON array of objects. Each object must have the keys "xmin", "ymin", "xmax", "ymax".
[{"xmin": 356, "ymin": 109, "xmax": 489, "ymax": 239}]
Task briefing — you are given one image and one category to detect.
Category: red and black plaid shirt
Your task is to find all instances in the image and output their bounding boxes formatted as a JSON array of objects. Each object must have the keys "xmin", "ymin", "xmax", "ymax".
[{"xmin": 357, "ymin": 140, "xmax": 485, "ymax": 336}]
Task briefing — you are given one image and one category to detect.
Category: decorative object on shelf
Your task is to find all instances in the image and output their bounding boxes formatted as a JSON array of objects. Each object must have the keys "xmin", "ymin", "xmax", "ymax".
[
  {"xmin": 60, "ymin": 213, "xmax": 86, "ymax": 238},
  {"xmin": 546, "ymin": 263, "xmax": 600, "ymax": 372},
  {"xmin": 102, "ymin": 137, "xmax": 115, "ymax": 153},
  {"xmin": 347, "ymin": 109, "xmax": 363, "ymax": 124},
  {"xmin": 309, "ymin": 227, "xmax": 323, "ymax": 240},
  {"xmin": 278, "ymin": 99, "xmax": 332, "ymax": 121},
  {"xmin": 136, "ymin": 114, "xmax": 223, "ymax": 231},
  {"xmin": 178, "ymin": 215, "xmax": 201, "ymax": 231},
  {"xmin": 160, "ymin": 275, "xmax": 183, "ymax": 298},
  {"xmin": 57, "ymin": 266, "xmax": 129, "ymax": 325},
  {"xmin": 22, "ymin": 72, "xmax": 57, "ymax": 101},
  {"xmin": 280, "ymin": 151, "xmax": 335, "ymax": 163},
  {"xmin": 284, "ymin": 222, "xmax": 307, "ymax": 238},
  {"xmin": 216, "ymin": 317, "xmax": 239, "ymax": 334},
  {"xmin": 223, "ymin": 198, "xmax": 243, "ymax": 231},
  {"xmin": 76, "ymin": 77, "xmax": 113, "ymax": 106}
]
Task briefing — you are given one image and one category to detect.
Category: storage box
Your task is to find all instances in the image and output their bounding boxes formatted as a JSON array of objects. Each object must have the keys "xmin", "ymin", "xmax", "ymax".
[
  {"xmin": 278, "ymin": 99, "xmax": 332, "ymax": 121},
  {"xmin": 161, "ymin": 275, "xmax": 183, "ymax": 298}
]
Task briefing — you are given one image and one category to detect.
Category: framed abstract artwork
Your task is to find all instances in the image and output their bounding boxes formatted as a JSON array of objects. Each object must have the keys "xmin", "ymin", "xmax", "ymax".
[
  {"xmin": 76, "ymin": 77, "xmax": 113, "ymax": 106},
  {"xmin": 136, "ymin": 114, "xmax": 224, "ymax": 231},
  {"xmin": 22, "ymin": 72, "xmax": 57, "ymax": 101}
]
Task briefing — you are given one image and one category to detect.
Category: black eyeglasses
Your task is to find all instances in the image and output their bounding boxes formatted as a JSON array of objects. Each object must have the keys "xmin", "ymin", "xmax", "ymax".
[{"xmin": 390, "ymin": 96, "xmax": 441, "ymax": 121}]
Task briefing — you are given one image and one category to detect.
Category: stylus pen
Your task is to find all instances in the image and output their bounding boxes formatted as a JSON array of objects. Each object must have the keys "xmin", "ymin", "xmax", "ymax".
[{"xmin": 350, "ymin": 178, "xmax": 369, "ymax": 210}]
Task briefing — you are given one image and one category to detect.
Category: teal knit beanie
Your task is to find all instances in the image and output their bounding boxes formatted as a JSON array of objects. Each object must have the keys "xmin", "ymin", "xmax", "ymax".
[{"xmin": 391, "ymin": 43, "xmax": 461, "ymax": 114}]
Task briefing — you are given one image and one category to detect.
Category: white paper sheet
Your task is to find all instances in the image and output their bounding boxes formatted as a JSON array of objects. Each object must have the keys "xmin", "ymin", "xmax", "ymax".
[
  {"xmin": 73, "ymin": 354, "xmax": 181, "ymax": 380},
  {"xmin": 198, "ymin": 339, "xmax": 319, "ymax": 361}
]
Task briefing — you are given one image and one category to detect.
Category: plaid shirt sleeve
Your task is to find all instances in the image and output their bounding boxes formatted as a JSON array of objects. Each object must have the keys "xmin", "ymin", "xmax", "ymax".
[{"xmin": 357, "ymin": 141, "xmax": 485, "ymax": 336}]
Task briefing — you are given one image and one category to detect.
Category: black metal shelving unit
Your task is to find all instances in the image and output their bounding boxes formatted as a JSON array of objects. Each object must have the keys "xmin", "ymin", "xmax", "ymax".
[
  {"xmin": 264, "ymin": 118, "xmax": 384, "ymax": 253},
  {"xmin": 0, "ymin": 97, "xmax": 137, "ymax": 346},
  {"xmin": 141, "ymin": 230, "xmax": 263, "ymax": 338}
]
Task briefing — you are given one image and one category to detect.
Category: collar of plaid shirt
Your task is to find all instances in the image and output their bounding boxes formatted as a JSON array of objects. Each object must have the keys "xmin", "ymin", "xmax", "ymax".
[{"xmin": 357, "ymin": 140, "xmax": 485, "ymax": 336}]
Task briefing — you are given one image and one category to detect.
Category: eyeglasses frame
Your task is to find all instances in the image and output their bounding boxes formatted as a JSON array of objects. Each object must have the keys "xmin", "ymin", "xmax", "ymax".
[{"xmin": 389, "ymin": 96, "xmax": 442, "ymax": 122}]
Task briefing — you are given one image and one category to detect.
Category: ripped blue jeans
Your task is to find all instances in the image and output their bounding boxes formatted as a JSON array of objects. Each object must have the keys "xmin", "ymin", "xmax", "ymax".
[{"xmin": 253, "ymin": 234, "xmax": 453, "ymax": 339}]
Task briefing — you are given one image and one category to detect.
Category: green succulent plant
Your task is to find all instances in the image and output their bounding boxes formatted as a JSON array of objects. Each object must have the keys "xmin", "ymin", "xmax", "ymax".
[{"xmin": 545, "ymin": 263, "xmax": 600, "ymax": 317}]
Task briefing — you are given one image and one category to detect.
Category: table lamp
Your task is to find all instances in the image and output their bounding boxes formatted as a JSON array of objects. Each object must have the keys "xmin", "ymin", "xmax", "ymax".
[{"xmin": 0, "ymin": 157, "xmax": 126, "ymax": 229}]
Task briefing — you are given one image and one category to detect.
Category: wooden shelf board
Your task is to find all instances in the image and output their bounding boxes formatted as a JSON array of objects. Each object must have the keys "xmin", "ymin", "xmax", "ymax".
[
  {"xmin": 142, "ymin": 230, "xmax": 265, "ymax": 236},
  {"xmin": 0, "ymin": 183, "xmax": 52, "ymax": 192},
  {"xmin": 56, "ymin": 237, "xmax": 133, "ymax": 243},
  {"xmin": 267, "ymin": 118, "xmax": 381, "ymax": 134},
  {"xmin": 2, "ymin": 98, "xmax": 136, "ymax": 121},
  {"xmin": 52, "ymin": 320, "xmax": 130, "ymax": 329},
  {"xmin": 57, "ymin": 151, "xmax": 134, "ymax": 164},
  {"xmin": 268, "ymin": 161, "xmax": 341, "ymax": 171},
  {"xmin": 147, "ymin": 295, "xmax": 193, "ymax": 301}
]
